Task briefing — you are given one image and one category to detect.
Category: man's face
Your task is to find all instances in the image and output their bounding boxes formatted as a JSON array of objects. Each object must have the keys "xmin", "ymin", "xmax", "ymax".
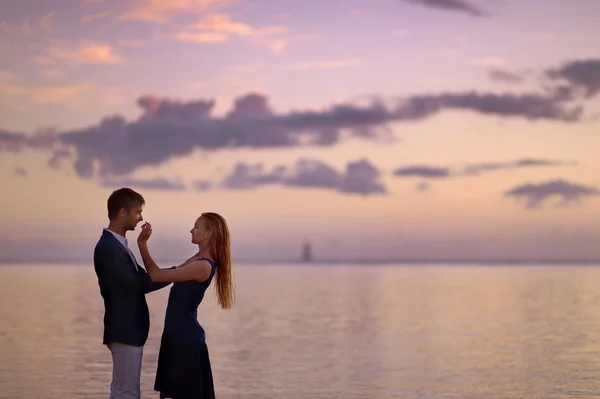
[{"xmin": 123, "ymin": 204, "xmax": 144, "ymax": 231}]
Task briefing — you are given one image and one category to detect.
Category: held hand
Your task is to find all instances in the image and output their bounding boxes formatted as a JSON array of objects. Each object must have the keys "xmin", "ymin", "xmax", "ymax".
[{"xmin": 137, "ymin": 222, "xmax": 153, "ymax": 245}]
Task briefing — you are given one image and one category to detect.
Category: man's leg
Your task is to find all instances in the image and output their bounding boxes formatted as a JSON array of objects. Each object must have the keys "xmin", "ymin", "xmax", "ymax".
[{"xmin": 107, "ymin": 342, "xmax": 144, "ymax": 399}]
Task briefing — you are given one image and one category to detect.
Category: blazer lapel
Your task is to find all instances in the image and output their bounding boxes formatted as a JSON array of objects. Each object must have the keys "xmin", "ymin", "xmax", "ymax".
[{"xmin": 102, "ymin": 230, "xmax": 139, "ymax": 271}]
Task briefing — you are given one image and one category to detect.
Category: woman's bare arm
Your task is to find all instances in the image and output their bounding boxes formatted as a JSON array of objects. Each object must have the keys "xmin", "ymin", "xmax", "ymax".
[{"xmin": 138, "ymin": 242, "xmax": 212, "ymax": 283}]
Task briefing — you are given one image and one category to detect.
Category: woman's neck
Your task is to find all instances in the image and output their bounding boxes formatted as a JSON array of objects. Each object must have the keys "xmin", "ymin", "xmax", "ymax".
[{"xmin": 198, "ymin": 246, "xmax": 212, "ymax": 260}]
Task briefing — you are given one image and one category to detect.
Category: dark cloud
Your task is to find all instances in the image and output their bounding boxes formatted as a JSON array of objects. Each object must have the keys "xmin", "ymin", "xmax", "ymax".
[
  {"xmin": 60, "ymin": 91, "xmax": 581, "ymax": 177},
  {"xmin": 193, "ymin": 180, "xmax": 213, "ymax": 191},
  {"xmin": 0, "ymin": 58, "xmax": 590, "ymax": 181},
  {"xmin": 416, "ymin": 181, "xmax": 431, "ymax": 191},
  {"xmin": 402, "ymin": 92, "xmax": 581, "ymax": 121},
  {"xmin": 219, "ymin": 158, "xmax": 387, "ymax": 196},
  {"xmin": 221, "ymin": 163, "xmax": 286, "ymax": 190},
  {"xmin": 100, "ymin": 177, "xmax": 186, "ymax": 191},
  {"xmin": 394, "ymin": 158, "xmax": 569, "ymax": 179},
  {"xmin": 0, "ymin": 129, "xmax": 56, "ymax": 152},
  {"xmin": 400, "ymin": 0, "xmax": 485, "ymax": 16},
  {"xmin": 505, "ymin": 179, "xmax": 599, "ymax": 209},
  {"xmin": 14, "ymin": 167, "xmax": 27, "ymax": 177},
  {"xmin": 47, "ymin": 147, "xmax": 71, "ymax": 169},
  {"xmin": 395, "ymin": 166, "xmax": 451, "ymax": 178},
  {"xmin": 0, "ymin": 130, "xmax": 25, "ymax": 152},
  {"xmin": 489, "ymin": 68, "xmax": 524, "ymax": 84},
  {"xmin": 462, "ymin": 158, "xmax": 569, "ymax": 175},
  {"xmin": 547, "ymin": 59, "xmax": 600, "ymax": 98}
]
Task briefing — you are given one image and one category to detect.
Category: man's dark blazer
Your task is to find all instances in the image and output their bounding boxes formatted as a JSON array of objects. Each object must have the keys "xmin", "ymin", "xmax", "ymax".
[{"xmin": 93, "ymin": 229, "xmax": 171, "ymax": 347}]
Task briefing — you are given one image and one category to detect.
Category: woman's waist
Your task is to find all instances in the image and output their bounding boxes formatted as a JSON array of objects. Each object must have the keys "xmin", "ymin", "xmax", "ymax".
[
  {"xmin": 161, "ymin": 322, "xmax": 206, "ymax": 340},
  {"xmin": 163, "ymin": 313, "xmax": 203, "ymax": 326}
]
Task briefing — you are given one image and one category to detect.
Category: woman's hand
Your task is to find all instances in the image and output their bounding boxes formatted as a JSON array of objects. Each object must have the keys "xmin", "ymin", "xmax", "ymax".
[{"xmin": 137, "ymin": 222, "xmax": 153, "ymax": 245}]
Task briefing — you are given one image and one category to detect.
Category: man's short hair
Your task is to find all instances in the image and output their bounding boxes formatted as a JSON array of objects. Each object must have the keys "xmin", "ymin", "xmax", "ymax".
[{"xmin": 107, "ymin": 188, "xmax": 145, "ymax": 220}]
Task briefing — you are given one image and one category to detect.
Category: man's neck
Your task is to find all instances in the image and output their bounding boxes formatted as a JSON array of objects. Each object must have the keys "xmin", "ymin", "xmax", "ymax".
[{"xmin": 106, "ymin": 223, "xmax": 126, "ymax": 238}]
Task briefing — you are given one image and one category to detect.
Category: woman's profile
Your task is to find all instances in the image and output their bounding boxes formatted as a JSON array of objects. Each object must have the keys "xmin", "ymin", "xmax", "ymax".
[{"xmin": 137, "ymin": 212, "xmax": 234, "ymax": 399}]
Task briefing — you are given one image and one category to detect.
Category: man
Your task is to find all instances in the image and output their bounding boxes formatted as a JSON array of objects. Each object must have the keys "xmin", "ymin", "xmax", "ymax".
[{"xmin": 93, "ymin": 187, "xmax": 172, "ymax": 399}]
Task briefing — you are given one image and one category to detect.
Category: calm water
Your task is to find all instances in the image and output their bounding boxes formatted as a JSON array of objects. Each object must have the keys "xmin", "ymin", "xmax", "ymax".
[{"xmin": 1, "ymin": 263, "xmax": 600, "ymax": 398}]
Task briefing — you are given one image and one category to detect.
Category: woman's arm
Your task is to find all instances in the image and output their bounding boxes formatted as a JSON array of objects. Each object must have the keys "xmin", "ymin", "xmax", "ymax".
[
  {"xmin": 137, "ymin": 222, "xmax": 212, "ymax": 283},
  {"xmin": 138, "ymin": 243, "xmax": 212, "ymax": 282}
]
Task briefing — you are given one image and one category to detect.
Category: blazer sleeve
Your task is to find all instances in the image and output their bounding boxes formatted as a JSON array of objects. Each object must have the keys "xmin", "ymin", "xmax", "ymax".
[
  {"xmin": 138, "ymin": 265, "xmax": 175, "ymax": 294},
  {"xmin": 97, "ymin": 244, "xmax": 143, "ymax": 294}
]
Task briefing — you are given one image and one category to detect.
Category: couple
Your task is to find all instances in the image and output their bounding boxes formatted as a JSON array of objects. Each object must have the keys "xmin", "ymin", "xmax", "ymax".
[{"xmin": 93, "ymin": 187, "xmax": 234, "ymax": 399}]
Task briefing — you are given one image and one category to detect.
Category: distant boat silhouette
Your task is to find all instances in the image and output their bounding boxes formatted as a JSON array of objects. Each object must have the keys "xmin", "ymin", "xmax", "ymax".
[{"xmin": 301, "ymin": 240, "xmax": 313, "ymax": 262}]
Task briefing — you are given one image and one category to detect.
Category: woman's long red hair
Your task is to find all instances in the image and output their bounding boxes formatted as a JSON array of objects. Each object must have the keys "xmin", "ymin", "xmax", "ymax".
[{"xmin": 202, "ymin": 212, "xmax": 234, "ymax": 309}]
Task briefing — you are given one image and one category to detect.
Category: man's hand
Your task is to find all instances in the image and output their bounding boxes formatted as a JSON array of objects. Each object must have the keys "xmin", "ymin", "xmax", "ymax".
[{"xmin": 137, "ymin": 222, "xmax": 153, "ymax": 245}]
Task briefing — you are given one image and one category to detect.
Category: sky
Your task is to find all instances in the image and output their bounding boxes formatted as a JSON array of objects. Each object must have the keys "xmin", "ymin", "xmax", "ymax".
[{"xmin": 1, "ymin": 0, "xmax": 599, "ymax": 262}]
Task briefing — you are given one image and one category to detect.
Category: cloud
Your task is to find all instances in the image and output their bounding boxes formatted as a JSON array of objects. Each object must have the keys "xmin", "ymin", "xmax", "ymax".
[
  {"xmin": 391, "ymin": 29, "xmax": 409, "ymax": 37},
  {"xmin": 100, "ymin": 177, "xmax": 186, "ymax": 190},
  {"xmin": 0, "ymin": 129, "xmax": 57, "ymax": 152},
  {"xmin": 174, "ymin": 31, "xmax": 229, "ymax": 43},
  {"xmin": 394, "ymin": 158, "xmax": 571, "ymax": 180},
  {"xmin": 39, "ymin": 68, "xmax": 63, "ymax": 78},
  {"xmin": 2, "ymin": 56, "xmax": 596, "ymax": 180},
  {"xmin": 505, "ymin": 179, "xmax": 599, "ymax": 209},
  {"xmin": 221, "ymin": 163, "xmax": 286, "ymax": 189},
  {"xmin": 225, "ymin": 59, "xmax": 363, "ymax": 74},
  {"xmin": 14, "ymin": 167, "xmax": 28, "ymax": 177},
  {"xmin": 547, "ymin": 59, "xmax": 600, "ymax": 99},
  {"xmin": 395, "ymin": 166, "xmax": 451, "ymax": 178},
  {"xmin": 416, "ymin": 181, "xmax": 430, "ymax": 191},
  {"xmin": 398, "ymin": 91, "xmax": 581, "ymax": 121},
  {"xmin": 0, "ymin": 84, "xmax": 585, "ymax": 179},
  {"xmin": 0, "ymin": 12, "xmax": 56, "ymax": 36},
  {"xmin": 399, "ymin": 0, "xmax": 485, "ymax": 17},
  {"xmin": 117, "ymin": 39, "xmax": 146, "ymax": 48},
  {"xmin": 350, "ymin": 9, "xmax": 368, "ymax": 16},
  {"xmin": 119, "ymin": 0, "xmax": 228, "ymax": 23},
  {"xmin": 219, "ymin": 159, "xmax": 387, "ymax": 196},
  {"xmin": 81, "ymin": 11, "xmax": 111, "ymax": 24},
  {"xmin": 277, "ymin": 59, "xmax": 363, "ymax": 71},
  {"xmin": 173, "ymin": 14, "xmax": 288, "ymax": 52},
  {"xmin": 269, "ymin": 40, "xmax": 287, "ymax": 53},
  {"xmin": 193, "ymin": 180, "xmax": 212, "ymax": 191},
  {"xmin": 30, "ymin": 84, "xmax": 92, "ymax": 104},
  {"xmin": 47, "ymin": 147, "xmax": 71, "ymax": 169},
  {"xmin": 35, "ymin": 43, "xmax": 123, "ymax": 65},
  {"xmin": 488, "ymin": 68, "xmax": 524, "ymax": 84},
  {"xmin": 462, "ymin": 158, "xmax": 570, "ymax": 175},
  {"xmin": 0, "ymin": 71, "xmax": 91, "ymax": 104},
  {"xmin": 471, "ymin": 57, "xmax": 507, "ymax": 66}
]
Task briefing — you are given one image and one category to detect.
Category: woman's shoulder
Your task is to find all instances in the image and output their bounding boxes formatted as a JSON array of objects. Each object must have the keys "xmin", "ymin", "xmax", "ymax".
[{"xmin": 197, "ymin": 257, "xmax": 216, "ymax": 267}]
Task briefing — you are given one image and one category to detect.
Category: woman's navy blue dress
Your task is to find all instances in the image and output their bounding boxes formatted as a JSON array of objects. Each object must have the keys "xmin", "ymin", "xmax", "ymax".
[{"xmin": 154, "ymin": 258, "xmax": 216, "ymax": 399}]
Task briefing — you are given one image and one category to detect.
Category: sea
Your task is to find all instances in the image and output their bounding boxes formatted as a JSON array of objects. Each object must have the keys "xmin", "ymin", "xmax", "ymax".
[{"xmin": 1, "ymin": 262, "xmax": 600, "ymax": 399}]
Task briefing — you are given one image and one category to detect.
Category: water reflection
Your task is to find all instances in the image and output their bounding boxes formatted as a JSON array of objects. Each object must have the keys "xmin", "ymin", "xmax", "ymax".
[{"xmin": 1, "ymin": 263, "xmax": 600, "ymax": 398}]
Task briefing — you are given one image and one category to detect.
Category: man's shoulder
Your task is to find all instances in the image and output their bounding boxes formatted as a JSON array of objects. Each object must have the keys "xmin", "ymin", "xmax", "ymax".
[{"xmin": 94, "ymin": 233, "xmax": 117, "ymax": 257}]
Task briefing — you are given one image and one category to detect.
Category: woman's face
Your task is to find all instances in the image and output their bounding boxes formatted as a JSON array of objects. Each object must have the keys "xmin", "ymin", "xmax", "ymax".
[{"xmin": 190, "ymin": 216, "xmax": 209, "ymax": 245}]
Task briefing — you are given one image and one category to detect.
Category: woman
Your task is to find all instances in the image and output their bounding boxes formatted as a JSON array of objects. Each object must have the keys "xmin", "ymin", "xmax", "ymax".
[{"xmin": 137, "ymin": 212, "xmax": 235, "ymax": 399}]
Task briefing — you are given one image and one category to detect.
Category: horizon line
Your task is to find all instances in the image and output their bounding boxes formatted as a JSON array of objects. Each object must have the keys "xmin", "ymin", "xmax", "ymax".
[{"xmin": 1, "ymin": 258, "xmax": 599, "ymax": 265}]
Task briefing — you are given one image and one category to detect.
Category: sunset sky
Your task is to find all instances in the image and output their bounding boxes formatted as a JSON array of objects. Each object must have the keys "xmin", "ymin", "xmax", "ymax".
[{"xmin": 1, "ymin": 0, "xmax": 599, "ymax": 262}]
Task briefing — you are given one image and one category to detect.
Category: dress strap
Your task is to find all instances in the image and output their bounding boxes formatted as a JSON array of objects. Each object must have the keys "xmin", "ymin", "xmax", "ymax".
[{"xmin": 197, "ymin": 257, "xmax": 216, "ymax": 278}]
